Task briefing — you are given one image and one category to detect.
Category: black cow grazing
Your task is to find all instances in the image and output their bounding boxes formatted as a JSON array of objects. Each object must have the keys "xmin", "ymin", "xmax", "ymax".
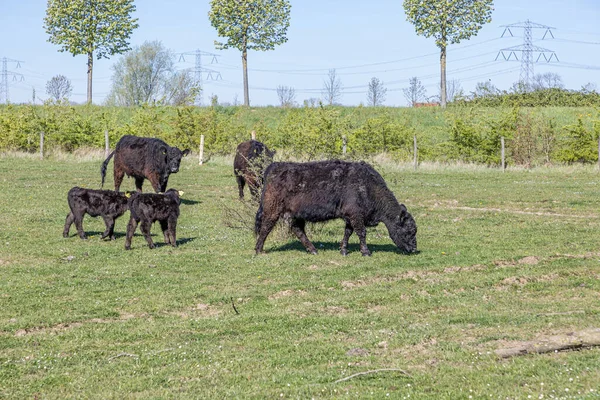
[
  {"xmin": 125, "ymin": 189, "xmax": 182, "ymax": 250},
  {"xmin": 101, "ymin": 135, "xmax": 190, "ymax": 193},
  {"xmin": 233, "ymin": 140, "xmax": 275, "ymax": 199},
  {"xmin": 254, "ymin": 160, "xmax": 417, "ymax": 256},
  {"xmin": 63, "ymin": 187, "xmax": 130, "ymax": 240}
]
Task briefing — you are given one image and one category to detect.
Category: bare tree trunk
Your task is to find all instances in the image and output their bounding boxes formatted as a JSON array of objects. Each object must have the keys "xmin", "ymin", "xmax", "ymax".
[
  {"xmin": 242, "ymin": 45, "xmax": 250, "ymax": 107},
  {"xmin": 87, "ymin": 51, "xmax": 94, "ymax": 104},
  {"xmin": 440, "ymin": 44, "xmax": 447, "ymax": 108}
]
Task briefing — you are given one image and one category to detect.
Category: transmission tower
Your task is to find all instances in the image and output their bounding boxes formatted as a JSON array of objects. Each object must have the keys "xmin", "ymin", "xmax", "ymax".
[
  {"xmin": 496, "ymin": 20, "xmax": 558, "ymax": 91},
  {"xmin": 177, "ymin": 50, "xmax": 222, "ymax": 106},
  {"xmin": 0, "ymin": 57, "xmax": 25, "ymax": 104}
]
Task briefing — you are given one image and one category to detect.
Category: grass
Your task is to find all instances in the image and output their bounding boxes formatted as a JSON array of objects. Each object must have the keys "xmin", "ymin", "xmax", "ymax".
[{"xmin": 1, "ymin": 154, "xmax": 600, "ymax": 399}]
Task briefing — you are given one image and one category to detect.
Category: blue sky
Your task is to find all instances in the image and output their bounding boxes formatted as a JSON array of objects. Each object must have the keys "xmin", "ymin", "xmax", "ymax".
[{"xmin": 2, "ymin": 0, "xmax": 599, "ymax": 106}]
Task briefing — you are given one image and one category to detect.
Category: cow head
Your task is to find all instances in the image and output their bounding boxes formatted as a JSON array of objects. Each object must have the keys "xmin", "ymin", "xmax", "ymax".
[
  {"xmin": 387, "ymin": 204, "xmax": 418, "ymax": 254},
  {"xmin": 165, "ymin": 147, "xmax": 191, "ymax": 174},
  {"xmin": 164, "ymin": 188, "xmax": 182, "ymax": 205}
]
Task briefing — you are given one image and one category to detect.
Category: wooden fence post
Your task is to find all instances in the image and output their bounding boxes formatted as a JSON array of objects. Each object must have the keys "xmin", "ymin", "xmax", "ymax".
[
  {"xmin": 342, "ymin": 135, "xmax": 347, "ymax": 155},
  {"xmin": 199, "ymin": 134, "xmax": 205, "ymax": 165},
  {"xmin": 501, "ymin": 136, "xmax": 505, "ymax": 171},
  {"xmin": 39, "ymin": 131, "xmax": 44, "ymax": 160},
  {"xmin": 413, "ymin": 135, "xmax": 418, "ymax": 171},
  {"xmin": 597, "ymin": 137, "xmax": 600, "ymax": 170},
  {"xmin": 251, "ymin": 130, "xmax": 256, "ymax": 140},
  {"xmin": 104, "ymin": 129, "xmax": 110, "ymax": 158}
]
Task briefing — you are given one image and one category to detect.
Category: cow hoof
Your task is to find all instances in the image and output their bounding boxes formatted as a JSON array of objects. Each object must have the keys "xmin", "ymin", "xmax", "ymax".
[
  {"xmin": 148, "ymin": 244, "xmax": 155, "ymax": 249},
  {"xmin": 361, "ymin": 251, "xmax": 372, "ymax": 257},
  {"xmin": 309, "ymin": 250, "xmax": 318, "ymax": 255},
  {"xmin": 80, "ymin": 236, "xmax": 88, "ymax": 240},
  {"xmin": 340, "ymin": 249, "xmax": 348, "ymax": 256},
  {"xmin": 125, "ymin": 245, "xmax": 131, "ymax": 250},
  {"xmin": 63, "ymin": 233, "xmax": 69, "ymax": 238}
]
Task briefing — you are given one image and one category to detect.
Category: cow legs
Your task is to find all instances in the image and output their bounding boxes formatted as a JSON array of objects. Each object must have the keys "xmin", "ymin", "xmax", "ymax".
[
  {"xmin": 236, "ymin": 175, "xmax": 245, "ymax": 199},
  {"xmin": 291, "ymin": 218, "xmax": 317, "ymax": 255},
  {"xmin": 101, "ymin": 216, "xmax": 116, "ymax": 240},
  {"xmin": 248, "ymin": 178, "xmax": 260, "ymax": 200},
  {"xmin": 147, "ymin": 171, "xmax": 162, "ymax": 193},
  {"xmin": 350, "ymin": 219, "xmax": 371, "ymax": 256},
  {"xmin": 160, "ymin": 219, "xmax": 177, "ymax": 247},
  {"xmin": 135, "ymin": 177, "xmax": 145, "ymax": 193},
  {"xmin": 124, "ymin": 217, "xmax": 138, "ymax": 250},
  {"xmin": 340, "ymin": 221, "xmax": 354, "ymax": 256},
  {"xmin": 73, "ymin": 213, "xmax": 87, "ymax": 240},
  {"xmin": 139, "ymin": 220, "xmax": 155, "ymax": 249},
  {"xmin": 63, "ymin": 212, "xmax": 75, "ymax": 238},
  {"xmin": 114, "ymin": 168, "xmax": 125, "ymax": 193},
  {"xmin": 167, "ymin": 217, "xmax": 177, "ymax": 247}
]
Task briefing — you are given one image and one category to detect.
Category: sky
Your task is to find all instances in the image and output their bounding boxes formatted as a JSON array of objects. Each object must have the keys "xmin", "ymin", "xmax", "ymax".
[{"xmin": 1, "ymin": 0, "xmax": 599, "ymax": 107}]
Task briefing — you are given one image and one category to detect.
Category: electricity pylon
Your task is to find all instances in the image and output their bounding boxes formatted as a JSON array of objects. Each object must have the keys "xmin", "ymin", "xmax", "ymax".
[{"xmin": 496, "ymin": 20, "xmax": 558, "ymax": 91}]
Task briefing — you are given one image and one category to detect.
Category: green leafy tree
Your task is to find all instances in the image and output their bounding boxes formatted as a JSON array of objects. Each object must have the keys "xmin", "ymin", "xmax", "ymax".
[
  {"xmin": 44, "ymin": 0, "xmax": 139, "ymax": 104},
  {"xmin": 107, "ymin": 41, "xmax": 200, "ymax": 106},
  {"xmin": 403, "ymin": 0, "xmax": 493, "ymax": 108},
  {"xmin": 209, "ymin": 0, "xmax": 291, "ymax": 107}
]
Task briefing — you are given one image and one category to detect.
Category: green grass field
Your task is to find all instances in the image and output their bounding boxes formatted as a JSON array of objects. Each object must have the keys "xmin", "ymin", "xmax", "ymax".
[{"xmin": 1, "ymin": 154, "xmax": 599, "ymax": 399}]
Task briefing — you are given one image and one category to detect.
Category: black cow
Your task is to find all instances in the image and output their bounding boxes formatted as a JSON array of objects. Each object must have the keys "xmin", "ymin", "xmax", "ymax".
[
  {"xmin": 101, "ymin": 135, "xmax": 190, "ymax": 193},
  {"xmin": 63, "ymin": 187, "xmax": 130, "ymax": 240},
  {"xmin": 233, "ymin": 140, "xmax": 275, "ymax": 199},
  {"xmin": 254, "ymin": 160, "xmax": 417, "ymax": 256},
  {"xmin": 125, "ymin": 189, "xmax": 182, "ymax": 250}
]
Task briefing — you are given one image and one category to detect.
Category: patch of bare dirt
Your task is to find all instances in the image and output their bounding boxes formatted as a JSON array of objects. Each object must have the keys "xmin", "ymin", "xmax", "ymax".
[
  {"xmin": 346, "ymin": 348, "xmax": 369, "ymax": 357},
  {"xmin": 0, "ymin": 259, "xmax": 9, "ymax": 266},
  {"xmin": 13, "ymin": 313, "xmax": 148, "ymax": 336},
  {"xmin": 323, "ymin": 305, "xmax": 348, "ymax": 314},
  {"xmin": 519, "ymin": 256, "xmax": 540, "ymax": 265},
  {"xmin": 496, "ymin": 276, "xmax": 528, "ymax": 290},
  {"xmin": 268, "ymin": 289, "xmax": 307, "ymax": 300},
  {"xmin": 429, "ymin": 202, "xmax": 598, "ymax": 219}
]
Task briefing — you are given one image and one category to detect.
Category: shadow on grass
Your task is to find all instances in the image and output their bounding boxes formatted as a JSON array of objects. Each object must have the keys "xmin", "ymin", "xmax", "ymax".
[
  {"xmin": 63, "ymin": 231, "xmax": 127, "ymax": 240},
  {"xmin": 180, "ymin": 198, "xmax": 200, "ymax": 206},
  {"xmin": 268, "ymin": 241, "xmax": 419, "ymax": 255}
]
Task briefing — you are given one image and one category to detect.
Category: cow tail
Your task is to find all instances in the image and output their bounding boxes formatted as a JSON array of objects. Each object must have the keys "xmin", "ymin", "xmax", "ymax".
[{"xmin": 100, "ymin": 151, "xmax": 115, "ymax": 188}]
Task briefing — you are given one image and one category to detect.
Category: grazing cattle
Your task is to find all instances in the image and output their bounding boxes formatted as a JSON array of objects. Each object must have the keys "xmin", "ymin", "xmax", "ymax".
[
  {"xmin": 233, "ymin": 140, "xmax": 275, "ymax": 199},
  {"xmin": 101, "ymin": 135, "xmax": 190, "ymax": 193},
  {"xmin": 254, "ymin": 160, "xmax": 417, "ymax": 256},
  {"xmin": 63, "ymin": 187, "xmax": 130, "ymax": 240},
  {"xmin": 125, "ymin": 189, "xmax": 182, "ymax": 250}
]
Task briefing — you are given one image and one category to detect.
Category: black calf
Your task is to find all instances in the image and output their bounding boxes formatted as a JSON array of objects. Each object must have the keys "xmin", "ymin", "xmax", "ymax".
[{"xmin": 63, "ymin": 187, "xmax": 130, "ymax": 240}]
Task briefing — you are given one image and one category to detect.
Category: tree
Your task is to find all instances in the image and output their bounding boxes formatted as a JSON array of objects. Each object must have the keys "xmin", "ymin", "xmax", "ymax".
[
  {"xmin": 277, "ymin": 85, "xmax": 296, "ymax": 107},
  {"xmin": 581, "ymin": 82, "xmax": 597, "ymax": 94},
  {"xmin": 46, "ymin": 75, "xmax": 73, "ymax": 101},
  {"xmin": 366, "ymin": 77, "xmax": 387, "ymax": 106},
  {"xmin": 446, "ymin": 78, "xmax": 463, "ymax": 103},
  {"xmin": 473, "ymin": 80, "xmax": 498, "ymax": 98},
  {"xmin": 532, "ymin": 72, "xmax": 564, "ymax": 90},
  {"xmin": 322, "ymin": 69, "xmax": 343, "ymax": 105},
  {"xmin": 403, "ymin": 77, "xmax": 427, "ymax": 107},
  {"xmin": 44, "ymin": 0, "xmax": 139, "ymax": 104},
  {"xmin": 107, "ymin": 41, "xmax": 200, "ymax": 106},
  {"xmin": 403, "ymin": 0, "xmax": 494, "ymax": 108},
  {"xmin": 209, "ymin": 0, "xmax": 291, "ymax": 107}
]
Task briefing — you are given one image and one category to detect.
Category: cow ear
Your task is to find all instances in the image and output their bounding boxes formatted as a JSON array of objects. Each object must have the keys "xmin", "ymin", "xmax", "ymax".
[{"xmin": 182, "ymin": 149, "xmax": 190, "ymax": 157}]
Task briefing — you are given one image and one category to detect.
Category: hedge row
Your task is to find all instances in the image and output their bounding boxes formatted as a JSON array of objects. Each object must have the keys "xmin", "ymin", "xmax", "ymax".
[{"xmin": 1, "ymin": 103, "xmax": 599, "ymax": 166}]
